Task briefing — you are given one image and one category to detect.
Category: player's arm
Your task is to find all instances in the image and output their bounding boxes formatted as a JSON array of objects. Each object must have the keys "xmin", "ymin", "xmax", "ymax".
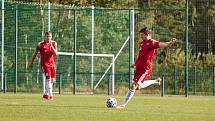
[
  {"xmin": 28, "ymin": 49, "xmax": 38, "ymax": 69},
  {"xmin": 159, "ymin": 38, "xmax": 176, "ymax": 48},
  {"xmin": 131, "ymin": 63, "xmax": 136, "ymax": 69},
  {"xmin": 50, "ymin": 41, "xmax": 58, "ymax": 56},
  {"xmin": 131, "ymin": 52, "xmax": 139, "ymax": 69},
  {"xmin": 131, "ymin": 57, "xmax": 138, "ymax": 69}
]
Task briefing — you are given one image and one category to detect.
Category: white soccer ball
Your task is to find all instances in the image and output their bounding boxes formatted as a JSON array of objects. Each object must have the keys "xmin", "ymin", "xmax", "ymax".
[{"xmin": 106, "ymin": 97, "xmax": 117, "ymax": 108}]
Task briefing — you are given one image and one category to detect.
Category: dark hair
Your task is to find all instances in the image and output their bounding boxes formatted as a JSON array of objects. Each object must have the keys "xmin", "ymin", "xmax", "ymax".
[
  {"xmin": 45, "ymin": 31, "xmax": 52, "ymax": 35},
  {"xmin": 139, "ymin": 27, "xmax": 151, "ymax": 35}
]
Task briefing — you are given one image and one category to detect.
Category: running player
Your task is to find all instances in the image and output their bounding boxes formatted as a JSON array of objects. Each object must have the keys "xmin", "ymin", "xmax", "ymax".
[{"xmin": 28, "ymin": 31, "xmax": 58, "ymax": 100}]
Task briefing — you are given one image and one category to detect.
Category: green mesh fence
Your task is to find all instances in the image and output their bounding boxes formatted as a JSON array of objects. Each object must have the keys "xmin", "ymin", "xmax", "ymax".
[
  {"xmin": 0, "ymin": 1, "xmax": 215, "ymax": 96},
  {"xmin": 0, "ymin": 1, "xmax": 131, "ymax": 94}
]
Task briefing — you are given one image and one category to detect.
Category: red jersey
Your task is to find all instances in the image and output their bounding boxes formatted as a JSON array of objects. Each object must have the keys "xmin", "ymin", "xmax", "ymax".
[
  {"xmin": 36, "ymin": 40, "xmax": 57, "ymax": 68},
  {"xmin": 135, "ymin": 39, "xmax": 160, "ymax": 70}
]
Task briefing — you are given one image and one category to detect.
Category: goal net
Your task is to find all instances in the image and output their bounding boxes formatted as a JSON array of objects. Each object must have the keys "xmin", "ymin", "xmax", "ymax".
[{"xmin": 53, "ymin": 52, "xmax": 115, "ymax": 95}]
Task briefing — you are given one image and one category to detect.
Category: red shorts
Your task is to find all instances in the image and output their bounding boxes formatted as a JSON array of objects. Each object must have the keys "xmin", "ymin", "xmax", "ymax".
[
  {"xmin": 133, "ymin": 67, "xmax": 152, "ymax": 83},
  {"xmin": 42, "ymin": 66, "xmax": 56, "ymax": 79}
]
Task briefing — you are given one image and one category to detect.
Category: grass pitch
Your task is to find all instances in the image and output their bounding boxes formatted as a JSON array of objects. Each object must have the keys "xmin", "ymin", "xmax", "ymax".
[{"xmin": 0, "ymin": 94, "xmax": 214, "ymax": 121}]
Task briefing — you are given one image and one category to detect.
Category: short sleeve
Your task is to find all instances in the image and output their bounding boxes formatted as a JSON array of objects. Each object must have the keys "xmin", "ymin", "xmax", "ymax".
[
  {"xmin": 36, "ymin": 43, "xmax": 40, "ymax": 51},
  {"xmin": 52, "ymin": 41, "xmax": 57, "ymax": 49},
  {"xmin": 151, "ymin": 39, "xmax": 160, "ymax": 49}
]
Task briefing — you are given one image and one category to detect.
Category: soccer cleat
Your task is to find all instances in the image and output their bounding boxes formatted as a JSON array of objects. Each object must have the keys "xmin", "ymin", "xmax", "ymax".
[
  {"xmin": 156, "ymin": 77, "xmax": 162, "ymax": 85},
  {"xmin": 116, "ymin": 105, "xmax": 125, "ymax": 109},
  {"xmin": 49, "ymin": 96, "xmax": 54, "ymax": 100},
  {"xmin": 43, "ymin": 95, "xmax": 49, "ymax": 100}
]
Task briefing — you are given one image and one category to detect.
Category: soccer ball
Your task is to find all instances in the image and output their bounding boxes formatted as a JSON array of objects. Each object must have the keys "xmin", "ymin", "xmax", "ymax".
[{"xmin": 106, "ymin": 97, "xmax": 117, "ymax": 108}]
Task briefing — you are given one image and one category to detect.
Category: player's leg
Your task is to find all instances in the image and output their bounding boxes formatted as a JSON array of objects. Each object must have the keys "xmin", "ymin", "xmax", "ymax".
[
  {"xmin": 138, "ymin": 77, "xmax": 161, "ymax": 89},
  {"xmin": 116, "ymin": 82, "xmax": 138, "ymax": 109},
  {"xmin": 49, "ymin": 67, "xmax": 56, "ymax": 100},
  {"xmin": 117, "ymin": 67, "xmax": 148, "ymax": 109},
  {"xmin": 43, "ymin": 66, "xmax": 53, "ymax": 100},
  {"xmin": 44, "ymin": 78, "xmax": 49, "ymax": 98},
  {"xmin": 47, "ymin": 78, "xmax": 53, "ymax": 100},
  {"xmin": 42, "ymin": 67, "xmax": 49, "ymax": 99}
]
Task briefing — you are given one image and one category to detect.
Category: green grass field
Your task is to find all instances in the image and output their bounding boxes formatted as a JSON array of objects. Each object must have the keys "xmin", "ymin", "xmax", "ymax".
[{"xmin": 0, "ymin": 94, "xmax": 215, "ymax": 121}]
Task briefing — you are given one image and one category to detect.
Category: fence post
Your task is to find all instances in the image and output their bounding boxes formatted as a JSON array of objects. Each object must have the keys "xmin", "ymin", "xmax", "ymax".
[
  {"xmin": 129, "ymin": 9, "xmax": 135, "ymax": 89},
  {"xmin": 173, "ymin": 65, "xmax": 177, "ymax": 95},
  {"xmin": 73, "ymin": 9, "xmax": 77, "ymax": 95},
  {"xmin": 194, "ymin": 66, "xmax": 196, "ymax": 95},
  {"xmin": 213, "ymin": 67, "xmax": 215, "ymax": 96},
  {"xmin": 58, "ymin": 73, "xmax": 62, "ymax": 94},
  {"xmin": 91, "ymin": 6, "xmax": 95, "ymax": 90},
  {"xmin": 48, "ymin": 1, "xmax": 51, "ymax": 31},
  {"xmin": 185, "ymin": 0, "xmax": 189, "ymax": 97},
  {"xmin": 3, "ymin": 73, "xmax": 6, "ymax": 93},
  {"xmin": 161, "ymin": 76, "xmax": 164, "ymax": 97},
  {"xmin": 14, "ymin": 6, "xmax": 18, "ymax": 94},
  {"xmin": 25, "ymin": 34, "xmax": 28, "ymax": 86},
  {"xmin": 1, "ymin": 0, "xmax": 5, "ymax": 91}
]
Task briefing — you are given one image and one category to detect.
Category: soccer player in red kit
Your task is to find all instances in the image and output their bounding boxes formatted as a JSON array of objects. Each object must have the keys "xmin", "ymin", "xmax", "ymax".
[
  {"xmin": 117, "ymin": 27, "xmax": 176, "ymax": 109},
  {"xmin": 28, "ymin": 31, "xmax": 58, "ymax": 100}
]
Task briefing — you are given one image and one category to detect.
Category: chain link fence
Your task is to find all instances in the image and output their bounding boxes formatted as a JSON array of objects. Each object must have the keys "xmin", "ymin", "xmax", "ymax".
[{"xmin": 0, "ymin": 1, "xmax": 215, "ymax": 96}]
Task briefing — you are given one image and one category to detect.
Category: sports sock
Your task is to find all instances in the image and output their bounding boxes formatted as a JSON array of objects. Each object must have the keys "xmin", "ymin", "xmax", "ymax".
[
  {"xmin": 48, "ymin": 80, "xmax": 53, "ymax": 97},
  {"xmin": 45, "ymin": 79, "xmax": 53, "ymax": 96},
  {"xmin": 44, "ymin": 80, "xmax": 49, "ymax": 96},
  {"xmin": 121, "ymin": 90, "xmax": 135, "ymax": 107},
  {"xmin": 140, "ymin": 80, "xmax": 157, "ymax": 88}
]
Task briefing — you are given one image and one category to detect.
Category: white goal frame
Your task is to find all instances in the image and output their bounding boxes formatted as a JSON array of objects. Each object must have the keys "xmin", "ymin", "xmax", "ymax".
[{"xmin": 50, "ymin": 52, "xmax": 116, "ymax": 95}]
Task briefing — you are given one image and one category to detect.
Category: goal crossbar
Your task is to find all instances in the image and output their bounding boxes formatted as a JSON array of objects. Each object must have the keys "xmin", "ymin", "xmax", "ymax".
[{"xmin": 58, "ymin": 52, "xmax": 114, "ymax": 57}]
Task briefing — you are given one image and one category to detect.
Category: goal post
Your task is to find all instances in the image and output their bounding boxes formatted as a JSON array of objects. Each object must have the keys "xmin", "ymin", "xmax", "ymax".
[{"xmin": 56, "ymin": 52, "xmax": 115, "ymax": 95}]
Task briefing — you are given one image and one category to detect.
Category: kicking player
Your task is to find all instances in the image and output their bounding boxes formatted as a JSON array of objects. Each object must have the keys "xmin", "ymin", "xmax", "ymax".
[
  {"xmin": 28, "ymin": 31, "xmax": 58, "ymax": 100},
  {"xmin": 117, "ymin": 27, "xmax": 176, "ymax": 109}
]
